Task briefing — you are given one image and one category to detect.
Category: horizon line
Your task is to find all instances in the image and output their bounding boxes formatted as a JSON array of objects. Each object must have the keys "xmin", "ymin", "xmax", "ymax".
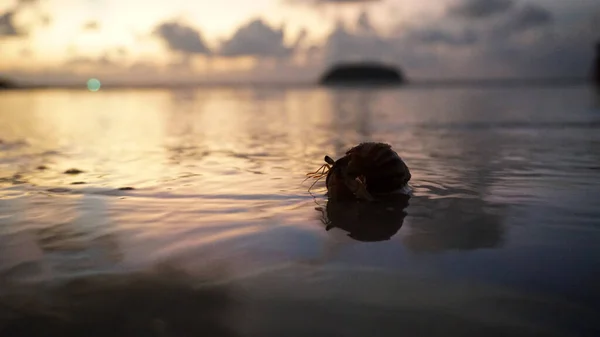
[{"xmin": 1, "ymin": 76, "xmax": 594, "ymax": 90}]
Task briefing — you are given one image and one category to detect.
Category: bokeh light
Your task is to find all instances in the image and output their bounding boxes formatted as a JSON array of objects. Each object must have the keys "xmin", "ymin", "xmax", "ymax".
[{"xmin": 87, "ymin": 78, "xmax": 101, "ymax": 92}]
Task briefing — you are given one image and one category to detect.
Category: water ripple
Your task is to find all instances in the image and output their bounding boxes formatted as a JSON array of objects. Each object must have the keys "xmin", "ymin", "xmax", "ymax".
[{"xmin": 1, "ymin": 87, "xmax": 600, "ymax": 335}]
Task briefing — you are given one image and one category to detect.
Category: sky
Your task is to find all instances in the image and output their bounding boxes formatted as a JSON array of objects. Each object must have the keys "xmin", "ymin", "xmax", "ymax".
[{"xmin": 0, "ymin": 0, "xmax": 599, "ymax": 85}]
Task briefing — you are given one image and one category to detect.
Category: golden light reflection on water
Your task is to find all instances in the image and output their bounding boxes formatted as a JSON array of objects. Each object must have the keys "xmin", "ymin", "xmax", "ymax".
[
  {"xmin": 0, "ymin": 88, "xmax": 368, "ymax": 277},
  {"xmin": 1, "ymin": 86, "xmax": 599, "ymax": 282}
]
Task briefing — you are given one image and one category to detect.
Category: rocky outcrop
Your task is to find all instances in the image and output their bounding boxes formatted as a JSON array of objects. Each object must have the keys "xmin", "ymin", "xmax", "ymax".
[{"xmin": 0, "ymin": 77, "xmax": 17, "ymax": 89}]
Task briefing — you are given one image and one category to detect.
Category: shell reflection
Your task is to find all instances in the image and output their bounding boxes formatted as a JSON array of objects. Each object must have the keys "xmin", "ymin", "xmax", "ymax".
[{"xmin": 318, "ymin": 194, "xmax": 410, "ymax": 242}]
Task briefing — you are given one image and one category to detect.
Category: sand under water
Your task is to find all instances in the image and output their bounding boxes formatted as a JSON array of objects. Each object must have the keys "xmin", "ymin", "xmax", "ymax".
[{"xmin": 1, "ymin": 85, "xmax": 600, "ymax": 336}]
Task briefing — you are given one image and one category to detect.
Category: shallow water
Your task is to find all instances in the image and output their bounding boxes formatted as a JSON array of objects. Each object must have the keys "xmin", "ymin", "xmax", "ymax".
[{"xmin": 1, "ymin": 85, "xmax": 600, "ymax": 336}]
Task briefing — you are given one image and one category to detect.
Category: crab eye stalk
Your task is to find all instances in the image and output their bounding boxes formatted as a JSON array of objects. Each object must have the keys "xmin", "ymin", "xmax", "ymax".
[{"xmin": 324, "ymin": 155, "xmax": 335, "ymax": 165}]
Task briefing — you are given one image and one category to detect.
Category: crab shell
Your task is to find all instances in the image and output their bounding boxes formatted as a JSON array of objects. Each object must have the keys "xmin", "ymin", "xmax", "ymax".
[{"xmin": 325, "ymin": 142, "xmax": 411, "ymax": 201}]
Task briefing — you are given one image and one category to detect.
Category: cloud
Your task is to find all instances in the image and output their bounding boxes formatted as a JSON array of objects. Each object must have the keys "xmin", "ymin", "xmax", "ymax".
[
  {"xmin": 317, "ymin": 22, "xmax": 445, "ymax": 77},
  {"xmin": 40, "ymin": 14, "xmax": 50, "ymax": 26},
  {"xmin": 219, "ymin": 19, "xmax": 295, "ymax": 58},
  {"xmin": 502, "ymin": 3, "xmax": 553, "ymax": 32},
  {"xmin": 448, "ymin": 0, "xmax": 514, "ymax": 19},
  {"xmin": 64, "ymin": 47, "xmax": 135, "ymax": 70},
  {"xmin": 154, "ymin": 21, "xmax": 211, "ymax": 55},
  {"xmin": 5, "ymin": 0, "xmax": 596, "ymax": 84},
  {"xmin": 0, "ymin": 11, "xmax": 20, "ymax": 36},
  {"xmin": 438, "ymin": 1, "xmax": 588, "ymax": 78},
  {"xmin": 83, "ymin": 21, "xmax": 99, "ymax": 31},
  {"xmin": 321, "ymin": 18, "xmax": 397, "ymax": 65},
  {"xmin": 316, "ymin": 10, "xmax": 483, "ymax": 69},
  {"xmin": 94, "ymin": 46, "xmax": 128, "ymax": 61},
  {"xmin": 314, "ymin": 2, "xmax": 592, "ymax": 79},
  {"xmin": 286, "ymin": 0, "xmax": 380, "ymax": 5},
  {"xmin": 61, "ymin": 54, "xmax": 161, "ymax": 79},
  {"xmin": 405, "ymin": 27, "xmax": 479, "ymax": 46},
  {"xmin": 65, "ymin": 55, "xmax": 116, "ymax": 68},
  {"xmin": 1, "ymin": 0, "xmax": 51, "ymax": 38},
  {"xmin": 128, "ymin": 61, "xmax": 156, "ymax": 73},
  {"xmin": 481, "ymin": 17, "xmax": 593, "ymax": 77},
  {"xmin": 16, "ymin": 0, "xmax": 39, "ymax": 6},
  {"xmin": 438, "ymin": 1, "xmax": 555, "ymax": 44},
  {"xmin": 14, "ymin": 0, "xmax": 41, "ymax": 11},
  {"xmin": 446, "ymin": 0, "xmax": 554, "ymax": 35},
  {"xmin": 317, "ymin": 0, "xmax": 379, "ymax": 2},
  {"xmin": 459, "ymin": 2, "xmax": 555, "ymax": 41},
  {"xmin": 356, "ymin": 10, "xmax": 374, "ymax": 33}
]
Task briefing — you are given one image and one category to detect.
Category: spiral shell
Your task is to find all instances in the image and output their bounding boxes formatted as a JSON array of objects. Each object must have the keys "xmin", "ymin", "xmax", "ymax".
[{"xmin": 325, "ymin": 142, "xmax": 411, "ymax": 201}]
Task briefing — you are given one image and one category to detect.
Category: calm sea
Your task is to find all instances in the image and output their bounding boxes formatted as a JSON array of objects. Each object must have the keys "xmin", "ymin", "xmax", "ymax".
[{"xmin": 1, "ymin": 85, "xmax": 599, "ymax": 337}]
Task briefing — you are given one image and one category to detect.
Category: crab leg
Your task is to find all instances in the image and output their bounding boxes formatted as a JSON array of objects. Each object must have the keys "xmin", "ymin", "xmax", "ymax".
[{"xmin": 344, "ymin": 176, "xmax": 374, "ymax": 201}]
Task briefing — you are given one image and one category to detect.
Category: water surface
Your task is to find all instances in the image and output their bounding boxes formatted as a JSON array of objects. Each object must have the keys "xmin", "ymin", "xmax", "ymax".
[{"xmin": 1, "ymin": 85, "xmax": 600, "ymax": 336}]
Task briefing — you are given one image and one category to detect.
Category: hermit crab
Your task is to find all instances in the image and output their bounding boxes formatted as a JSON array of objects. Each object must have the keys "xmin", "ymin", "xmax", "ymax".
[{"xmin": 306, "ymin": 142, "xmax": 412, "ymax": 201}]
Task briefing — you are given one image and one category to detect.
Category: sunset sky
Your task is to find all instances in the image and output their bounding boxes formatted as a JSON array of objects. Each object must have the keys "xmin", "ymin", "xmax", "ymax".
[{"xmin": 1, "ymin": 0, "xmax": 598, "ymax": 85}]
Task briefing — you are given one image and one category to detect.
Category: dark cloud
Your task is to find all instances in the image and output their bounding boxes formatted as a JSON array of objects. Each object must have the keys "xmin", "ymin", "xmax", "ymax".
[
  {"xmin": 317, "ymin": 10, "xmax": 484, "ymax": 70},
  {"xmin": 321, "ymin": 18, "xmax": 396, "ymax": 64},
  {"xmin": 294, "ymin": 28, "xmax": 308, "ymax": 47},
  {"xmin": 448, "ymin": 0, "xmax": 514, "ymax": 19},
  {"xmin": 471, "ymin": 3, "xmax": 554, "ymax": 40},
  {"xmin": 482, "ymin": 19, "xmax": 593, "ymax": 78},
  {"xmin": 356, "ymin": 10, "xmax": 374, "ymax": 33},
  {"xmin": 441, "ymin": 1, "xmax": 588, "ymax": 78},
  {"xmin": 446, "ymin": 0, "xmax": 554, "ymax": 35},
  {"xmin": 440, "ymin": 1, "xmax": 556, "ymax": 44},
  {"xmin": 502, "ymin": 3, "xmax": 553, "ymax": 32},
  {"xmin": 154, "ymin": 21, "xmax": 211, "ymax": 55},
  {"xmin": 406, "ymin": 27, "xmax": 479, "ymax": 46},
  {"xmin": 318, "ymin": 19, "xmax": 450, "ymax": 77},
  {"xmin": 317, "ymin": 27, "xmax": 436, "ymax": 79},
  {"xmin": 83, "ymin": 21, "xmax": 99, "ymax": 31},
  {"xmin": 0, "ymin": 11, "xmax": 20, "ymax": 36},
  {"xmin": 314, "ymin": 2, "xmax": 592, "ymax": 79},
  {"xmin": 1, "ymin": 0, "xmax": 51, "ymax": 38},
  {"xmin": 219, "ymin": 19, "xmax": 294, "ymax": 58}
]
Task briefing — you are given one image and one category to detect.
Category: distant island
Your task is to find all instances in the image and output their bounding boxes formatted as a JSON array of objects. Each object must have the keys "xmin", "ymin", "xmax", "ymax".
[
  {"xmin": 594, "ymin": 42, "xmax": 600, "ymax": 86},
  {"xmin": 319, "ymin": 63, "xmax": 406, "ymax": 86},
  {"xmin": 0, "ymin": 77, "xmax": 18, "ymax": 90}
]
